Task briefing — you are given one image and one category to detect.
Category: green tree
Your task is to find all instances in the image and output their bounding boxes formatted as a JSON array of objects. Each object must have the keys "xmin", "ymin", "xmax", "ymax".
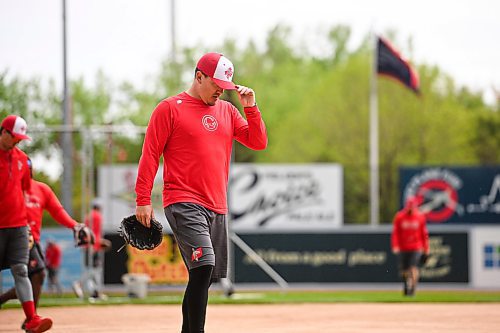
[{"xmin": 3, "ymin": 24, "xmax": 498, "ymax": 226}]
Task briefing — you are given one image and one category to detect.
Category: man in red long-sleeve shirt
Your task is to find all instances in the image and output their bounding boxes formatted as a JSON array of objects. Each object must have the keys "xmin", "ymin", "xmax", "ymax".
[
  {"xmin": 135, "ymin": 52, "xmax": 267, "ymax": 333},
  {"xmin": 391, "ymin": 196, "xmax": 430, "ymax": 296},
  {"xmin": 1, "ymin": 158, "xmax": 84, "ymax": 312},
  {"xmin": 0, "ymin": 115, "xmax": 52, "ymax": 332}
]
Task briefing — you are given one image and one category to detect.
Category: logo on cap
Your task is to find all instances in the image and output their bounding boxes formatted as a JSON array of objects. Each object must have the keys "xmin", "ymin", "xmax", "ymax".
[{"xmin": 224, "ymin": 67, "xmax": 233, "ymax": 80}]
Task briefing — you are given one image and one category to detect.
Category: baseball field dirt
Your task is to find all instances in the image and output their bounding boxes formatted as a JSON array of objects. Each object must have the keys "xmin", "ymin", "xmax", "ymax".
[{"xmin": 1, "ymin": 303, "xmax": 499, "ymax": 332}]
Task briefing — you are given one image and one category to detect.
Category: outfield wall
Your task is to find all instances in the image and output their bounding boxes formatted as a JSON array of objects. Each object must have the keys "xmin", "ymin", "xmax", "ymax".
[
  {"xmin": 232, "ymin": 229, "xmax": 468, "ymax": 283},
  {"xmin": 2, "ymin": 226, "xmax": 499, "ymax": 290},
  {"xmin": 101, "ymin": 225, "xmax": 497, "ymax": 288}
]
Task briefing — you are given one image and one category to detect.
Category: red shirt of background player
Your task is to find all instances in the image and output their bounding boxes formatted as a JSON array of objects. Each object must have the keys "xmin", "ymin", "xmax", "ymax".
[
  {"xmin": 85, "ymin": 208, "xmax": 102, "ymax": 251},
  {"xmin": 45, "ymin": 242, "xmax": 62, "ymax": 269},
  {"xmin": 391, "ymin": 197, "xmax": 429, "ymax": 253}
]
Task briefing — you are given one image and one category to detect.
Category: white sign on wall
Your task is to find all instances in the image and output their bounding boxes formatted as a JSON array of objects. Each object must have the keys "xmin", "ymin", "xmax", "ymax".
[
  {"xmin": 98, "ymin": 165, "xmax": 168, "ymax": 232},
  {"xmin": 229, "ymin": 164, "xmax": 343, "ymax": 230},
  {"xmin": 99, "ymin": 163, "xmax": 343, "ymax": 232},
  {"xmin": 471, "ymin": 227, "xmax": 500, "ymax": 288}
]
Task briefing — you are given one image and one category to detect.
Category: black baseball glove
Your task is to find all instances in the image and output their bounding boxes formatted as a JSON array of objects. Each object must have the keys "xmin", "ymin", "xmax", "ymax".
[
  {"xmin": 118, "ymin": 215, "xmax": 163, "ymax": 251},
  {"xmin": 73, "ymin": 224, "xmax": 95, "ymax": 247}
]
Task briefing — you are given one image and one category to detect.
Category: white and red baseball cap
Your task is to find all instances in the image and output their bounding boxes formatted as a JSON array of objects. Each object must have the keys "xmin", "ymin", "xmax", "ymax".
[
  {"xmin": 1, "ymin": 115, "xmax": 31, "ymax": 140},
  {"xmin": 196, "ymin": 52, "xmax": 237, "ymax": 90}
]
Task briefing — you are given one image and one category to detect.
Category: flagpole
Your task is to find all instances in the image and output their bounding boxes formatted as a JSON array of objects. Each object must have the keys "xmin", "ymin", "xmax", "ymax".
[{"xmin": 369, "ymin": 33, "xmax": 379, "ymax": 226}]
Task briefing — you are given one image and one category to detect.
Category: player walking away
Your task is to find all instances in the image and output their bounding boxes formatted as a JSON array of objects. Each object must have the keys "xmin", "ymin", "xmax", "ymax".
[
  {"xmin": 0, "ymin": 158, "xmax": 92, "ymax": 315},
  {"xmin": 135, "ymin": 52, "xmax": 267, "ymax": 333},
  {"xmin": 391, "ymin": 196, "xmax": 430, "ymax": 296},
  {"xmin": 44, "ymin": 239, "xmax": 62, "ymax": 296},
  {"xmin": 0, "ymin": 115, "xmax": 52, "ymax": 333},
  {"xmin": 73, "ymin": 198, "xmax": 111, "ymax": 301}
]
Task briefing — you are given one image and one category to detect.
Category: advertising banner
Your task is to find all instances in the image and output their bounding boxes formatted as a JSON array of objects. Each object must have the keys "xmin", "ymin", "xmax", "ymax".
[
  {"xmin": 233, "ymin": 232, "xmax": 468, "ymax": 283},
  {"xmin": 471, "ymin": 227, "xmax": 500, "ymax": 288},
  {"xmin": 99, "ymin": 163, "xmax": 344, "ymax": 232},
  {"xmin": 104, "ymin": 233, "xmax": 188, "ymax": 285},
  {"xmin": 400, "ymin": 166, "xmax": 500, "ymax": 224},
  {"xmin": 229, "ymin": 164, "xmax": 343, "ymax": 230}
]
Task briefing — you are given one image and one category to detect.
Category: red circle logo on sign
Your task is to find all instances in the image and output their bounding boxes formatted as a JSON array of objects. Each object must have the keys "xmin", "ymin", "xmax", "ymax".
[{"xmin": 416, "ymin": 179, "xmax": 458, "ymax": 223}]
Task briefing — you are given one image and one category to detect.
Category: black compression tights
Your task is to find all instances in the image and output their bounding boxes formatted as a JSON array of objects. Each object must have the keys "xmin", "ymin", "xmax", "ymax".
[{"xmin": 181, "ymin": 265, "xmax": 214, "ymax": 333}]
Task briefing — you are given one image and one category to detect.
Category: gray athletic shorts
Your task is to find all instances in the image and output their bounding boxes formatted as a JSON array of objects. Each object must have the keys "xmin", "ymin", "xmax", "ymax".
[
  {"xmin": 164, "ymin": 203, "xmax": 228, "ymax": 279},
  {"xmin": 0, "ymin": 226, "xmax": 30, "ymax": 270}
]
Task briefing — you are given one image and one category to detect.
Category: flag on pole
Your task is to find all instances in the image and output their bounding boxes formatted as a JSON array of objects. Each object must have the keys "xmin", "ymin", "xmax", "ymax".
[{"xmin": 377, "ymin": 36, "xmax": 420, "ymax": 93}]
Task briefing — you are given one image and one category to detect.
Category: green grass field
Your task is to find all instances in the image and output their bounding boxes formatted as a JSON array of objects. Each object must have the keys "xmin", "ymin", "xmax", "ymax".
[{"xmin": 3, "ymin": 290, "xmax": 500, "ymax": 309}]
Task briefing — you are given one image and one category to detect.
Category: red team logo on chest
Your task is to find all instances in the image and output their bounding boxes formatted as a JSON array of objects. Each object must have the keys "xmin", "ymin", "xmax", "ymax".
[
  {"xmin": 202, "ymin": 115, "xmax": 218, "ymax": 131},
  {"xmin": 191, "ymin": 247, "xmax": 203, "ymax": 262}
]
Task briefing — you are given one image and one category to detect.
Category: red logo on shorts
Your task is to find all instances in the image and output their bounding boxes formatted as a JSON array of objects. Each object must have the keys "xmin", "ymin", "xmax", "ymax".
[{"xmin": 191, "ymin": 247, "xmax": 203, "ymax": 262}]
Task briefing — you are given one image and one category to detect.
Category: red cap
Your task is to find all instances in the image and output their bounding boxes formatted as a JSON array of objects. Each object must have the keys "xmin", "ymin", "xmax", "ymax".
[
  {"xmin": 196, "ymin": 53, "xmax": 237, "ymax": 90},
  {"xmin": 1, "ymin": 115, "xmax": 31, "ymax": 140}
]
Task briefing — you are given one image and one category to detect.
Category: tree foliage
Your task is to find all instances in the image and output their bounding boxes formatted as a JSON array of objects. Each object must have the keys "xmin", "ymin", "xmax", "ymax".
[{"xmin": 1, "ymin": 25, "xmax": 498, "ymax": 225}]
